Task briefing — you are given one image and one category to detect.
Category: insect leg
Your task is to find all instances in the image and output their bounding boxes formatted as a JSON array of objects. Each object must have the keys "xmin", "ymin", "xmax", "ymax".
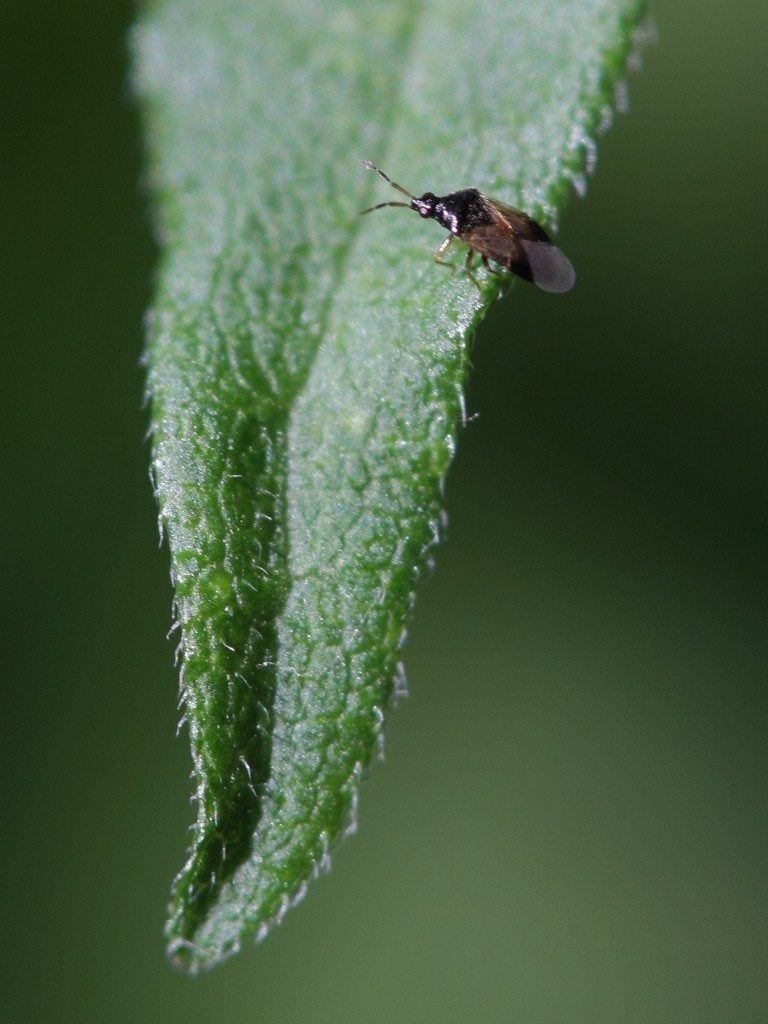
[
  {"xmin": 434, "ymin": 235, "xmax": 458, "ymax": 269},
  {"xmin": 481, "ymin": 255, "xmax": 503, "ymax": 278},
  {"xmin": 463, "ymin": 248, "xmax": 481, "ymax": 289}
]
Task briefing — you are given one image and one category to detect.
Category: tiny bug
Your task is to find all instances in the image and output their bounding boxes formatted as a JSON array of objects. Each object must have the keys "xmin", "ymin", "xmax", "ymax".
[{"xmin": 359, "ymin": 160, "xmax": 575, "ymax": 293}]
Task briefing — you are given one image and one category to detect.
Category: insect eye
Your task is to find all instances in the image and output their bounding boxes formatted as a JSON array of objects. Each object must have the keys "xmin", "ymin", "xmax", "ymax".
[{"xmin": 417, "ymin": 192, "xmax": 436, "ymax": 217}]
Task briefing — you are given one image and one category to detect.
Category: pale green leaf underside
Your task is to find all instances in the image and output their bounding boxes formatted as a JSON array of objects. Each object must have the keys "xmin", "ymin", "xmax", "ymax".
[{"xmin": 134, "ymin": 0, "xmax": 645, "ymax": 971}]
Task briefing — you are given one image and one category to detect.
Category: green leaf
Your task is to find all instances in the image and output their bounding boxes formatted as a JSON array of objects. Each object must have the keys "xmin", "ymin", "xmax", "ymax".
[{"xmin": 133, "ymin": 0, "xmax": 646, "ymax": 972}]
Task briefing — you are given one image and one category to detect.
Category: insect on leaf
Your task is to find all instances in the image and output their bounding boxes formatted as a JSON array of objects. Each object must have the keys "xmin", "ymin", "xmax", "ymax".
[{"xmin": 132, "ymin": 0, "xmax": 649, "ymax": 972}]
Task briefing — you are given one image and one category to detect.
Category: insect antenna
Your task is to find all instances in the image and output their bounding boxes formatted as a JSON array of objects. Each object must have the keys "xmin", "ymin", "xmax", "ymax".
[
  {"xmin": 361, "ymin": 159, "xmax": 416, "ymax": 199},
  {"xmin": 358, "ymin": 200, "xmax": 410, "ymax": 215}
]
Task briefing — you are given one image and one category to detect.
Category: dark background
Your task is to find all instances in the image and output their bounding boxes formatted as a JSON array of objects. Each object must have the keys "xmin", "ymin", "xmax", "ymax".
[{"xmin": 3, "ymin": 1, "xmax": 767, "ymax": 1021}]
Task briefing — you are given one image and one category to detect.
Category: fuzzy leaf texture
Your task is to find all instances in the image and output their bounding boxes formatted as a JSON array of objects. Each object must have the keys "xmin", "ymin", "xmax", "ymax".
[{"xmin": 133, "ymin": 0, "xmax": 646, "ymax": 972}]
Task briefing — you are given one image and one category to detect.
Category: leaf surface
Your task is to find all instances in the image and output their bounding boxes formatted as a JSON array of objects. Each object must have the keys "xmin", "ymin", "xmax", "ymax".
[{"xmin": 133, "ymin": 0, "xmax": 646, "ymax": 971}]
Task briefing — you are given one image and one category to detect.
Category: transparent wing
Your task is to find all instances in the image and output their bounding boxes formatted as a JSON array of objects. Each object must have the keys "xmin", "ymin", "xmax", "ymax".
[{"xmin": 520, "ymin": 238, "xmax": 576, "ymax": 293}]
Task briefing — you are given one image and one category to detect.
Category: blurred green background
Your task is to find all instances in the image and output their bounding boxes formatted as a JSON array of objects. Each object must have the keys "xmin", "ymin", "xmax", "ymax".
[{"xmin": 3, "ymin": 1, "xmax": 767, "ymax": 1021}]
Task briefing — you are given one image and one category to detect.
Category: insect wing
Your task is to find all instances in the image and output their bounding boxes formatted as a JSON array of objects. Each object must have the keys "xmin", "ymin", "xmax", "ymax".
[
  {"xmin": 479, "ymin": 198, "xmax": 576, "ymax": 293},
  {"xmin": 519, "ymin": 238, "xmax": 576, "ymax": 293},
  {"xmin": 480, "ymin": 198, "xmax": 548, "ymax": 238}
]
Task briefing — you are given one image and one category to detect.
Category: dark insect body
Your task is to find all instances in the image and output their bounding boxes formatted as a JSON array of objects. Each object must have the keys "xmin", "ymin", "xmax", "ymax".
[{"xmin": 359, "ymin": 160, "xmax": 575, "ymax": 293}]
